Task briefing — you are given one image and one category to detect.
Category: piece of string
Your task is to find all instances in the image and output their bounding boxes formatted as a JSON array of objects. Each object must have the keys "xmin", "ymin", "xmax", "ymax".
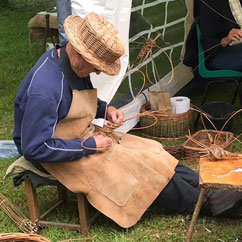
[
  {"xmin": 0, "ymin": 199, "xmax": 7, "ymax": 207},
  {"xmin": 200, "ymin": 0, "xmax": 238, "ymax": 25}
]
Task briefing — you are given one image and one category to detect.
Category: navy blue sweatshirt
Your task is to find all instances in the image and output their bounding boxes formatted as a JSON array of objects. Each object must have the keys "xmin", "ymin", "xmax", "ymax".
[{"xmin": 13, "ymin": 47, "xmax": 107, "ymax": 170}]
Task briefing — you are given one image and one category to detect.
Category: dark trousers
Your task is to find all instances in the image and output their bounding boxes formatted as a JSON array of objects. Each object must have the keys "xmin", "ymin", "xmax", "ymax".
[
  {"xmin": 209, "ymin": 44, "xmax": 242, "ymax": 71},
  {"xmin": 154, "ymin": 163, "xmax": 200, "ymax": 213}
]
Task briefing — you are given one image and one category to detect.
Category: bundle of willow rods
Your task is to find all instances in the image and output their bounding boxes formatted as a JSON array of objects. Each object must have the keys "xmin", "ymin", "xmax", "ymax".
[
  {"xmin": 0, "ymin": 193, "xmax": 38, "ymax": 234},
  {"xmin": 0, "ymin": 233, "xmax": 51, "ymax": 242}
]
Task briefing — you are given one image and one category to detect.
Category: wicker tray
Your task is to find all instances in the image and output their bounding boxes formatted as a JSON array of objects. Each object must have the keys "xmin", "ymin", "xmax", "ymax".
[
  {"xmin": 140, "ymin": 103, "xmax": 193, "ymax": 140},
  {"xmin": 183, "ymin": 130, "xmax": 234, "ymax": 162}
]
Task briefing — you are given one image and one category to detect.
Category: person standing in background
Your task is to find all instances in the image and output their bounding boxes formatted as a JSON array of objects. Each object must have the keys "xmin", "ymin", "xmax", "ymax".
[{"xmin": 56, "ymin": 0, "xmax": 72, "ymax": 45}]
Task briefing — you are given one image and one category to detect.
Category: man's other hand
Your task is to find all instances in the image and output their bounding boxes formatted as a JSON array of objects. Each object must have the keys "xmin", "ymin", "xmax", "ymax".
[
  {"xmin": 106, "ymin": 106, "xmax": 124, "ymax": 127},
  {"xmin": 93, "ymin": 134, "xmax": 112, "ymax": 151}
]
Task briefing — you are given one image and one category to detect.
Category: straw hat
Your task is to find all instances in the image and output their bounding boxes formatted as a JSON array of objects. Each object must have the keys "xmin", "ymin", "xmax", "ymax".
[{"xmin": 64, "ymin": 13, "xmax": 125, "ymax": 76}]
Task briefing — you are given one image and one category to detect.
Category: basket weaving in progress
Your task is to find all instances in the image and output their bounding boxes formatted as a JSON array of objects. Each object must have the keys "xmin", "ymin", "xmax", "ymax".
[
  {"xmin": 0, "ymin": 193, "xmax": 38, "ymax": 234},
  {"xmin": 183, "ymin": 130, "xmax": 234, "ymax": 162}
]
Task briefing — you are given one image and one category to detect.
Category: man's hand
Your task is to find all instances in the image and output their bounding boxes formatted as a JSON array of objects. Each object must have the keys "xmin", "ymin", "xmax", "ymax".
[
  {"xmin": 221, "ymin": 28, "xmax": 242, "ymax": 47},
  {"xmin": 106, "ymin": 106, "xmax": 124, "ymax": 127},
  {"xmin": 93, "ymin": 134, "xmax": 112, "ymax": 152}
]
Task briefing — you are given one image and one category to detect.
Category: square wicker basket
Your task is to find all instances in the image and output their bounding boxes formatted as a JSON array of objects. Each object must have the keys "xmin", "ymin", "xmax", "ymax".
[{"xmin": 183, "ymin": 130, "xmax": 234, "ymax": 162}]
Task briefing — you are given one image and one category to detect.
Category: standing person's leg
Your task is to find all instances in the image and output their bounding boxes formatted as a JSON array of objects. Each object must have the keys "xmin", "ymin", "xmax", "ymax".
[
  {"xmin": 154, "ymin": 163, "xmax": 200, "ymax": 213},
  {"xmin": 56, "ymin": 0, "xmax": 72, "ymax": 45},
  {"xmin": 209, "ymin": 44, "xmax": 242, "ymax": 71}
]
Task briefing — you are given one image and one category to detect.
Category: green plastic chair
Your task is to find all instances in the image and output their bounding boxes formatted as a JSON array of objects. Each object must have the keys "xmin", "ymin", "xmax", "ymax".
[{"xmin": 196, "ymin": 24, "xmax": 242, "ymax": 106}]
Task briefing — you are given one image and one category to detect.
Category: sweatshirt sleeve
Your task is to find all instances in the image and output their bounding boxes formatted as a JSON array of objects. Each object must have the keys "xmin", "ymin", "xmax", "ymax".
[
  {"xmin": 95, "ymin": 98, "xmax": 107, "ymax": 119},
  {"xmin": 21, "ymin": 94, "xmax": 96, "ymax": 163}
]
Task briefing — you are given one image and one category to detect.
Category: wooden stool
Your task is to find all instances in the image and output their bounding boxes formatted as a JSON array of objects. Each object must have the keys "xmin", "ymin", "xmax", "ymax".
[
  {"xmin": 186, "ymin": 157, "xmax": 242, "ymax": 242},
  {"xmin": 25, "ymin": 179, "xmax": 99, "ymax": 234}
]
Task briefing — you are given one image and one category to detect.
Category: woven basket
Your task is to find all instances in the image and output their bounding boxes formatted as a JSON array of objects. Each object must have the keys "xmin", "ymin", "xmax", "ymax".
[
  {"xmin": 163, "ymin": 146, "xmax": 185, "ymax": 160},
  {"xmin": 0, "ymin": 233, "xmax": 51, "ymax": 242},
  {"xmin": 140, "ymin": 103, "xmax": 193, "ymax": 140},
  {"xmin": 183, "ymin": 130, "xmax": 234, "ymax": 162}
]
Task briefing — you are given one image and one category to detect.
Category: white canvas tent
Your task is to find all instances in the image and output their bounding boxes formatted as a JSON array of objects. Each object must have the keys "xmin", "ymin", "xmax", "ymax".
[{"xmin": 71, "ymin": 0, "xmax": 195, "ymax": 132}]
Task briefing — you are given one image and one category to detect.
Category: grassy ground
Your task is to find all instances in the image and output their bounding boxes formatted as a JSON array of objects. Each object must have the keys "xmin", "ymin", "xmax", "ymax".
[{"xmin": 0, "ymin": 5, "xmax": 242, "ymax": 242}]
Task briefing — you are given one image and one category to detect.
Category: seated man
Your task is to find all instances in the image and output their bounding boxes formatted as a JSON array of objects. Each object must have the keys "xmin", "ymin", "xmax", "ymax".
[
  {"xmin": 200, "ymin": 0, "xmax": 242, "ymax": 71},
  {"xmin": 13, "ymin": 13, "xmax": 242, "ymax": 228}
]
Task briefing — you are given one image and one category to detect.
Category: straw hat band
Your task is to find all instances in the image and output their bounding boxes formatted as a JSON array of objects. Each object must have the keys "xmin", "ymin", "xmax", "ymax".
[{"xmin": 80, "ymin": 22, "xmax": 120, "ymax": 64}]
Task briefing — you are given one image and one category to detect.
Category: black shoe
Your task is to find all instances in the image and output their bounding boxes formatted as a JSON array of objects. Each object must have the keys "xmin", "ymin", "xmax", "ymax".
[
  {"xmin": 216, "ymin": 200, "xmax": 242, "ymax": 219},
  {"xmin": 206, "ymin": 190, "xmax": 242, "ymax": 218}
]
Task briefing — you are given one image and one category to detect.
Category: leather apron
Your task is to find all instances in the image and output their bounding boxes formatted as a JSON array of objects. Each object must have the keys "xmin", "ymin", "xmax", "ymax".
[{"xmin": 40, "ymin": 88, "xmax": 178, "ymax": 228}]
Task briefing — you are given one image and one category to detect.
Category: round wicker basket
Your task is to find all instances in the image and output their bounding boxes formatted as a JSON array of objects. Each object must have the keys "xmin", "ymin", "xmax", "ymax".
[
  {"xmin": 0, "ymin": 233, "xmax": 51, "ymax": 242},
  {"xmin": 140, "ymin": 103, "xmax": 193, "ymax": 140}
]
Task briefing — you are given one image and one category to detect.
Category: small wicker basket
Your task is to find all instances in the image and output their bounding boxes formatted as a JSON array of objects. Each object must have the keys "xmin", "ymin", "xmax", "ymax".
[
  {"xmin": 140, "ymin": 103, "xmax": 193, "ymax": 140},
  {"xmin": 183, "ymin": 129, "xmax": 234, "ymax": 162}
]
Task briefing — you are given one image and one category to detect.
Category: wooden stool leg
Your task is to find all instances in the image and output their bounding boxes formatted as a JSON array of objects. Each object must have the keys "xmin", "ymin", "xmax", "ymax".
[
  {"xmin": 186, "ymin": 188, "xmax": 207, "ymax": 242},
  {"xmin": 25, "ymin": 180, "xmax": 40, "ymax": 222},
  {"xmin": 57, "ymin": 185, "xmax": 67, "ymax": 202},
  {"xmin": 77, "ymin": 193, "xmax": 89, "ymax": 234}
]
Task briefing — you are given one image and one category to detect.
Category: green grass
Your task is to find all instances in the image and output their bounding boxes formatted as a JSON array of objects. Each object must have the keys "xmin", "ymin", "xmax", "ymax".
[
  {"xmin": 1, "ymin": 157, "xmax": 242, "ymax": 241},
  {"xmin": 0, "ymin": 157, "xmax": 242, "ymax": 242},
  {"xmin": 0, "ymin": 5, "xmax": 242, "ymax": 242},
  {"xmin": 0, "ymin": 9, "xmax": 44, "ymax": 139}
]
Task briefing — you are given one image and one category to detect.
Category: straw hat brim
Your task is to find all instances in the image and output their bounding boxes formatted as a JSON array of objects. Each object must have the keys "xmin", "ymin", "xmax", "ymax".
[{"xmin": 64, "ymin": 17, "xmax": 121, "ymax": 76}]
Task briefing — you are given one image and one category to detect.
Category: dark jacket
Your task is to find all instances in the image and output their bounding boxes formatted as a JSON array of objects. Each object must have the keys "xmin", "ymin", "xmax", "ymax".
[
  {"xmin": 200, "ymin": 0, "xmax": 241, "ymax": 58},
  {"xmin": 183, "ymin": 0, "xmax": 241, "ymax": 68}
]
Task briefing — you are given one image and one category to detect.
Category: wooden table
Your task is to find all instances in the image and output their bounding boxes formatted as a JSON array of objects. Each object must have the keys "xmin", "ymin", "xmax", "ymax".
[{"xmin": 186, "ymin": 157, "xmax": 242, "ymax": 242}]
